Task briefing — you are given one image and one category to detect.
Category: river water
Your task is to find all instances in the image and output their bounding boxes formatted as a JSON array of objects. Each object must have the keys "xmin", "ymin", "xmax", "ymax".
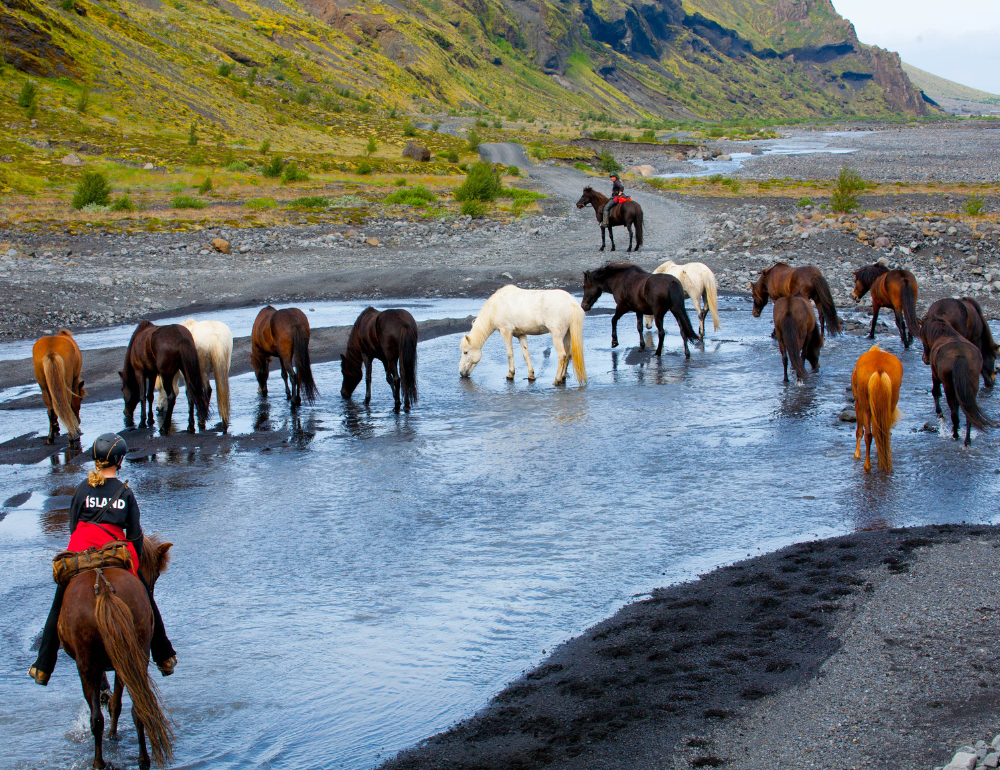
[{"xmin": 2, "ymin": 295, "xmax": 998, "ymax": 770}]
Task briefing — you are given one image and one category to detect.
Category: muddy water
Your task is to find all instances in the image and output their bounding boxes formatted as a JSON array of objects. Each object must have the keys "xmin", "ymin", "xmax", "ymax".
[{"xmin": 2, "ymin": 296, "xmax": 998, "ymax": 770}]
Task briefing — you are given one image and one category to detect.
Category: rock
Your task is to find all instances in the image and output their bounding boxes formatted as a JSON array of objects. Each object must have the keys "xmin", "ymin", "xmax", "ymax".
[
  {"xmin": 238, "ymin": 244, "xmax": 251, "ymax": 253},
  {"xmin": 402, "ymin": 141, "xmax": 431, "ymax": 162},
  {"xmin": 947, "ymin": 226, "xmax": 958, "ymax": 236},
  {"xmin": 5, "ymin": 248, "xmax": 17, "ymax": 257},
  {"xmin": 921, "ymin": 421, "xmax": 939, "ymax": 433},
  {"xmin": 992, "ymin": 735, "xmax": 1000, "ymax": 751},
  {"xmin": 839, "ymin": 408, "xmax": 856, "ymax": 422},
  {"xmin": 857, "ymin": 230, "xmax": 869, "ymax": 241},
  {"xmin": 579, "ymin": 130, "xmax": 594, "ymax": 138},
  {"xmin": 877, "ymin": 256, "xmax": 890, "ymax": 267},
  {"xmin": 717, "ymin": 154, "xmax": 732, "ymax": 161},
  {"xmin": 874, "ymin": 236, "xmax": 891, "ymax": 249},
  {"xmin": 800, "ymin": 231, "xmax": 810, "ymax": 240},
  {"xmin": 528, "ymin": 227, "xmax": 540, "ymax": 236},
  {"xmin": 501, "ymin": 272, "xmax": 514, "ymax": 281},
  {"xmin": 143, "ymin": 162, "xmax": 155, "ymax": 170},
  {"xmin": 365, "ymin": 237, "xmax": 379, "ymax": 246},
  {"xmin": 60, "ymin": 153, "xmax": 84, "ymax": 166},
  {"xmin": 211, "ymin": 238, "xmax": 231, "ymax": 254},
  {"xmin": 944, "ymin": 752, "xmax": 977, "ymax": 770},
  {"xmin": 0, "ymin": 155, "xmax": 13, "ymax": 163},
  {"xmin": 345, "ymin": 229, "xmax": 358, "ymax": 238},
  {"xmin": 629, "ymin": 164, "xmax": 656, "ymax": 177},
  {"xmin": 98, "ymin": 276, "xmax": 113, "ymax": 286},
  {"xmin": 898, "ymin": 246, "xmax": 910, "ymax": 255},
  {"xmin": 984, "ymin": 753, "xmax": 999, "ymax": 769}
]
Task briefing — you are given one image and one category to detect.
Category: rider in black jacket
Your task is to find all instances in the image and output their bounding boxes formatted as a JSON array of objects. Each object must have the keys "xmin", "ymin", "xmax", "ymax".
[{"xmin": 602, "ymin": 173, "xmax": 625, "ymax": 226}]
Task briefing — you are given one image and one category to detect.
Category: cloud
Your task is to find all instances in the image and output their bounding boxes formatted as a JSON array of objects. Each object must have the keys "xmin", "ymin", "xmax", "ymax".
[{"xmin": 886, "ymin": 29, "xmax": 1000, "ymax": 95}]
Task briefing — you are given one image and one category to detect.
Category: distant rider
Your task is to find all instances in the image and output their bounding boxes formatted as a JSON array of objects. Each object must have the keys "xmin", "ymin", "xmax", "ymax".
[
  {"xmin": 602, "ymin": 173, "xmax": 625, "ymax": 227},
  {"xmin": 28, "ymin": 433, "xmax": 177, "ymax": 685}
]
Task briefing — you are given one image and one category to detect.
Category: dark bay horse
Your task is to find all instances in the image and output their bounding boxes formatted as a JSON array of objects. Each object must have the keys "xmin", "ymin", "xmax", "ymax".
[
  {"xmin": 581, "ymin": 263, "xmax": 699, "ymax": 358},
  {"xmin": 922, "ymin": 319, "xmax": 997, "ymax": 445},
  {"xmin": 752, "ymin": 262, "xmax": 842, "ymax": 336},
  {"xmin": 772, "ymin": 295, "xmax": 823, "ymax": 383},
  {"xmin": 59, "ymin": 537, "xmax": 174, "ymax": 770},
  {"xmin": 341, "ymin": 307, "xmax": 418, "ymax": 412},
  {"xmin": 120, "ymin": 321, "xmax": 208, "ymax": 434},
  {"xmin": 33, "ymin": 329, "xmax": 86, "ymax": 447},
  {"xmin": 251, "ymin": 306, "xmax": 317, "ymax": 408},
  {"xmin": 852, "ymin": 263, "xmax": 920, "ymax": 347},
  {"xmin": 575, "ymin": 187, "xmax": 644, "ymax": 253},
  {"xmin": 922, "ymin": 297, "xmax": 998, "ymax": 387}
]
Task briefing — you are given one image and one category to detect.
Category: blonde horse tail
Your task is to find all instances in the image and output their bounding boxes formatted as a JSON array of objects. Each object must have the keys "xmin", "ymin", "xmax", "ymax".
[
  {"xmin": 210, "ymin": 334, "xmax": 232, "ymax": 425},
  {"xmin": 868, "ymin": 370, "xmax": 893, "ymax": 472},
  {"xmin": 95, "ymin": 584, "xmax": 174, "ymax": 767},
  {"xmin": 42, "ymin": 352, "xmax": 79, "ymax": 439},
  {"xmin": 570, "ymin": 306, "xmax": 587, "ymax": 384},
  {"xmin": 705, "ymin": 270, "xmax": 722, "ymax": 331}
]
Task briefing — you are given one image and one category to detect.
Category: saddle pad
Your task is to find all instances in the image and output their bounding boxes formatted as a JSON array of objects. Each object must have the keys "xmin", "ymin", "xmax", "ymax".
[{"xmin": 52, "ymin": 541, "xmax": 133, "ymax": 586}]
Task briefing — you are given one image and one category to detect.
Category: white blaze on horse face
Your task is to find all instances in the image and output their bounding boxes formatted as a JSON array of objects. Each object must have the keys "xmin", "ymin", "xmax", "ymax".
[{"xmin": 458, "ymin": 335, "xmax": 482, "ymax": 376}]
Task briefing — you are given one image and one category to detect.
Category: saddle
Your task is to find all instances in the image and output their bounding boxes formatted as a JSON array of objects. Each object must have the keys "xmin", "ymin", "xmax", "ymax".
[{"xmin": 52, "ymin": 541, "xmax": 132, "ymax": 587}]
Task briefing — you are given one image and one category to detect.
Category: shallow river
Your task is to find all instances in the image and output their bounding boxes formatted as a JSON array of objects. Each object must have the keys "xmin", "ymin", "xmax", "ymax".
[{"xmin": 2, "ymin": 295, "xmax": 998, "ymax": 770}]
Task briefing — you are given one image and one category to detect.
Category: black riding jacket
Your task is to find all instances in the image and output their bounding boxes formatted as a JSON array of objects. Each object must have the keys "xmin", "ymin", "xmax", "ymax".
[
  {"xmin": 611, "ymin": 177, "xmax": 625, "ymax": 198},
  {"xmin": 69, "ymin": 478, "xmax": 143, "ymax": 555}
]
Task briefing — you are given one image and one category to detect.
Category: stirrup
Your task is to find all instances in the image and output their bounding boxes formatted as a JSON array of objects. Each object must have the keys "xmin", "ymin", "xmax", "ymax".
[
  {"xmin": 156, "ymin": 655, "xmax": 177, "ymax": 677},
  {"xmin": 28, "ymin": 666, "xmax": 50, "ymax": 686}
]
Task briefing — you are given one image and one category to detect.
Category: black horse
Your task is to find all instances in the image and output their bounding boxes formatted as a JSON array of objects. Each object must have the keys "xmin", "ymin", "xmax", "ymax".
[
  {"xmin": 576, "ymin": 187, "xmax": 644, "ymax": 253},
  {"xmin": 921, "ymin": 297, "xmax": 998, "ymax": 388},
  {"xmin": 341, "ymin": 307, "xmax": 418, "ymax": 412},
  {"xmin": 582, "ymin": 263, "xmax": 699, "ymax": 358}
]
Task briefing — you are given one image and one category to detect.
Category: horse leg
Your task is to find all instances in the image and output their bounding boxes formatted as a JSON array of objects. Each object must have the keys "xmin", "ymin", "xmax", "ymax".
[
  {"xmin": 781, "ymin": 344, "xmax": 789, "ymax": 383},
  {"xmin": 255, "ymin": 355, "xmax": 270, "ymax": 397},
  {"xmin": 653, "ymin": 313, "xmax": 668, "ymax": 357},
  {"xmin": 551, "ymin": 332, "xmax": 568, "ymax": 385},
  {"xmin": 108, "ymin": 673, "xmax": 125, "ymax": 740},
  {"xmin": 518, "ymin": 336, "xmax": 536, "ymax": 381},
  {"xmin": 187, "ymin": 384, "xmax": 196, "ymax": 433},
  {"xmin": 600, "ymin": 225, "xmax": 606, "ymax": 252},
  {"xmin": 364, "ymin": 356, "xmax": 373, "ymax": 405},
  {"xmin": 145, "ymin": 374, "xmax": 157, "ymax": 431},
  {"xmin": 696, "ymin": 295, "xmax": 707, "ymax": 341},
  {"xmin": 134, "ymin": 703, "xmax": 151, "ymax": 770},
  {"xmin": 46, "ymin": 404, "xmax": 58, "ymax": 445},
  {"xmin": 80, "ymin": 666, "xmax": 106, "ymax": 769},
  {"xmin": 500, "ymin": 330, "xmax": 516, "ymax": 380},
  {"xmin": 162, "ymin": 378, "xmax": 177, "ymax": 436},
  {"xmin": 626, "ymin": 223, "xmax": 633, "ymax": 253},
  {"xmin": 893, "ymin": 309, "xmax": 908, "ymax": 348},
  {"xmin": 610, "ymin": 309, "xmax": 625, "ymax": 348},
  {"xmin": 854, "ymin": 417, "xmax": 863, "ymax": 460},
  {"xmin": 868, "ymin": 305, "xmax": 880, "ymax": 340},
  {"xmin": 385, "ymin": 358, "xmax": 401, "ymax": 412},
  {"xmin": 609, "ymin": 226, "xmax": 616, "ymax": 252},
  {"xmin": 863, "ymin": 423, "xmax": 873, "ymax": 473},
  {"xmin": 947, "ymin": 393, "xmax": 961, "ymax": 441},
  {"xmin": 932, "ymin": 376, "xmax": 943, "ymax": 417},
  {"xmin": 279, "ymin": 360, "xmax": 292, "ymax": 401}
]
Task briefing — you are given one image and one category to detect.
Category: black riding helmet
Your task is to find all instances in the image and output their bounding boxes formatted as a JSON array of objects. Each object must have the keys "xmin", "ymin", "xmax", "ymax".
[{"xmin": 92, "ymin": 433, "xmax": 127, "ymax": 467}]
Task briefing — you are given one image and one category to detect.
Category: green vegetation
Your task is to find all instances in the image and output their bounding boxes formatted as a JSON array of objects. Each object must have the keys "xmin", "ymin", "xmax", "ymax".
[
  {"xmin": 226, "ymin": 161, "xmax": 249, "ymax": 172},
  {"xmin": 198, "ymin": 177, "xmax": 213, "ymax": 194},
  {"xmin": 217, "ymin": 62, "xmax": 234, "ymax": 77},
  {"xmin": 707, "ymin": 174, "xmax": 724, "ymax": 184},
  {"xmin": 287, "ymin": 196, "xmax": 329, "ymax": 210},
  {"xmin": 281, "ymin": 162, "xmax": 309, "ymax": 183},
  {"xmin": 245, "ymin": 197, "xmax": 278, "ymax": 210},
  {"xmin": 261, "ymin": 156, "xmax": 284, "ymax": 178},
  {"xmin": 294, "ymin": 89, "xmax": 312, "ymax": 106},
  {"xmin": 394, "ymin": 177, "xmax": 407, "ymax": 187},
  {"xmin": 356, "ymin": 160, "xmax": 373, "ymax": 175},
  {"xmin": 188, "ymin": 122, "xmax": 198, "ymax": 146},
  {"xmin": 460, "ymin": 200, "xmax": 488, "ymax": 218},
  {"xmin": 574, "ymin": 161, "xmax": 591, "ymax": 172},
  {"xmin": 365, "ymin": 136, "xmax": 377, "ymax": 156},
  {"xmin": 172, "ymin": 195, "xmax": 207, "ymax": 209},
  {"xmin": 259, "ymin": 138, "xmax": 271, "ymax": 155},
  {"xmin": 597, "ymin": 151, "xmax": 621, "ymax": 174},
  {"xmin": 71, "ymin": 171, "xmax": 112, "ymax": 210},
  {"xmin": 506, "ymin": 165, "xmax": 521, "ymax": 177},
  {"xmin": 76, "ymin": 88, "xmax": 90, "ymax": 115},
  {"xmin": 797, "ymin": 197, "xmax": 813, "ymax": 207},
  {"xmin": 110, "ymin": 194, "xmax": 135, "ymax": 212},
  {"xmin": 454, "ymin": 162, "xmax": 502, "ymax": 202},
  {"xmin": 964, "ymin": 195, "xmax": 986, "ymax": 216},
  {"xmin": 402, "ymin": 121, "xmax": 417, "ymax": 137},
  {"xmin": 467, "ymin": 129, "xmax": 481, "ymax": 153},
  {"xmin": 502, "ymin": 188, "xmax": 546, "ymax": 201},
  {"xmin": 385, "ymin": 184, "xmax": 437, "ymax": 206},
  {"xmin": 831, "ymin": 167, "xmax": 867, "ymax": 213}
]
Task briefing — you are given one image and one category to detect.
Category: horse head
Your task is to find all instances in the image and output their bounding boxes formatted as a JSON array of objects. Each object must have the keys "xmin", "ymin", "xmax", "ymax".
[
  {"xmin": 581, "ymin": 270, "xmax": 602, "ymax": 311},
  {"xmin": 750, "ymin": 270, "xmax": 770, "ymax": 317},
  {"xmin": 458, "ymin": 334, "xmax": 482, "ymax": 377},
  {"xmin": 576, "ymin": 187, "xmax": 595, "ymax": 209},
  {"xmin": 852, "ymin": 263, "xmax": 886, "ymax": 301},
  {"xmin": 984, "ymin": 343, "xmax": 998, "ymax": 387},
  {"xmin": 340, "ymin": 353, "xmax": 363, "ymax": 398},
  {"xmin": 140, "ymin": 536, "xmax": 172, "ymax": 589},
  {"xmin": 119, "ymin": 369, "xmax": 140, "ymax": 415}
]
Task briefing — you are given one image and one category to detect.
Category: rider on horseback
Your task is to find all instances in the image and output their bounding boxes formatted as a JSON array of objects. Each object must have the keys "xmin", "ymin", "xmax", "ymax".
[
  {"xmin": 28, "ymin": 433, "xmax": 177, "ymax": 685},
  {"xmin": 602, "ymin": 173, "xmax": 625, "ymax": 227}
]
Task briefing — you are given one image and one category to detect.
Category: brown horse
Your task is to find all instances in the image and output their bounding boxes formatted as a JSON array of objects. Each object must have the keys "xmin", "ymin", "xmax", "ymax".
[
  {"xmin": 922, "ymin": 318, "xmax": 997, "ymax": 445},
  {"xmin": 120, "ymin": 321, "xmax": 208, "ymax": 434},
  {"xmin": 752, "ymin": 262, "xmax": 842, "ymax": 336},
  {"xmin": 59, "ymin": 536, "xmax": 174, "ymax": 770},
  {"xmin": 581, "ymin": 262, "xmax": 699, "ymax": 358},
  {"xmin": 922, "ymin": 297, "xmax": 998, "ymax": 387},
  {"xmin": 341, "ymin": 307, "xmax": 418, "ymax": 412},
  {"xmin": 32, "ymin": 329, "xmax": 86, "ymax": 447},
  {"xmin": 851, "ymin": 345, "xmax": 903, "ymax": 472},
  {"xmin": 852, "ymin": 263, "xmax": 920, "ymax": 348},
  {"xmin": 251, "ymin": 306, "xmax": 317, "ymax": 408},
  {"xmin": 575, "ymin": 187, "xmax": 644, "ymax": 253},
  {"xmin": 772, "ymin": 295, "xmax": 823, "ymax": 383}
]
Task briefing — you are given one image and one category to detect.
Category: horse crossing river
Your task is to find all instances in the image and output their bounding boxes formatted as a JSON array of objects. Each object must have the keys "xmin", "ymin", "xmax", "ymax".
[{"xmin": 1, "ymin": 295, "xmax": 998, "ymax": 769}]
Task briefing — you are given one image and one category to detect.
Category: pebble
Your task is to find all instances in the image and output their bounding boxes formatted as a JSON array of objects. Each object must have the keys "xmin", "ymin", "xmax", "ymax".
[{"xmin": 839, "ymin": 408, "xmax": 856, "ymax": 422}]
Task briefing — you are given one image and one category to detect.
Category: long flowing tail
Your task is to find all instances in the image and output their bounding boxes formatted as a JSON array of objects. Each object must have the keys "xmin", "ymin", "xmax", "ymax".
[
  {"xmin": 669, "ymin": 281, "xmax": 700, "ymax": 343},
  {"xmin": 781, "ymin": 314, "xmax": 808, "ymax": 380},
  {"xmin": 953, "ymin": 356, "xmax": 998, "ymax": 429},
  {"xmin": 291, "ymin": 325, "xmax": 317, "ymax": 403},
  {"xmin": 868, "ymin": 370, "xmax": 896, "ymax": 472},
  {"xmin": 570, "ymin": 305, "xmax": 587, "ymax": 384},
  {"xmin": 811, "ymin": 276, "xmax": 842, "ymax": 336},
  {"xmin": 178, "ymin": 338, "xmax": 209, "ymax": 425},
  {"xmin": 41, "ymin": 352, "xmax": 80, "ymax": 439},
  {"xmin": 95, "ymin": 588, "xmax": 174, "ymax": 767},
  {"xmin": 900, "ymin": 278, "xmax": 920, "ymax": 341},
  {"xmin": 704, "ymin": 271, "xmax": 721, "ymax": 331},
  {"xmin": 210, "ymin": 334, "xmax": 232, "ymax": 425},
  {"xmin": 399, "ymin": 324, "xmax": 418, "ymax": 405},
  {"xmin": 634, "ymin": 207, "xmax": 643, "ymax": 248}
]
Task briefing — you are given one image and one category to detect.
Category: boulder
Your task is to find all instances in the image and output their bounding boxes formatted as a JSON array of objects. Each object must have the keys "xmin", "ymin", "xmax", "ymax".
[
  {"xmin": 211, "ymin": 238, "xmax": 231, "ymax": 254},
  {"xmin": 717, "ymin": 154, "xmax": 732, "ymax": 161},
  {"xmin": 629, "ymin": 164, "xmax": 656, "ymax": 177},
  {"xmin": 60, "ymin": 153, "xmax": 84, "ymax": 166},
  {"xmin": 874, "ymin": 236, "xmax": 891, "ymax": 249},
  {"xmin": 402, "ymin": 142, "xmax": 430, "ymax": 162},
  {"xmin": 365, "ymin": 237, "xmax": 380, "ymax": 246},
  {"xmin": 143, "ymin": 162, "xmax": 155, "ymax": 170}
]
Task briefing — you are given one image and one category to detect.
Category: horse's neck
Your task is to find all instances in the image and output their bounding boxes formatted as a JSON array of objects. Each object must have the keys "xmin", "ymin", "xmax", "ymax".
[
  {"xmin": 467, "ymin": 311, "xmax": 496, "ymax": 349},
  {"xmin": 592, "ymin": 193, "xmax": 608, "ymax": 210}
]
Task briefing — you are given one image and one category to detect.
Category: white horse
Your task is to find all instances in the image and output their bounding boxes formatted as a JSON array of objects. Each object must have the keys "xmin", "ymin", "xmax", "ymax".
[
  {"xmin": 643, "ymin": 260, "xmax": 721, "ymax": 339},
  {"xmin": 156, "ymin": 319, "xmax": 233, "ymax": 427},
  {"xmin": 458, "ymin": 285, "xmax": 587, "ymax": 385}
]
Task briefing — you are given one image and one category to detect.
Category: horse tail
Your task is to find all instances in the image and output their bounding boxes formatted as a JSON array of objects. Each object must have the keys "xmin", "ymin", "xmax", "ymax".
[
  {"xmin": 953, "ymin": 356, "xmax": 997, "ymax": 430},
  {"xmin": 634, "ymin": 206, "xmax": 643, "ymax": 248},
  {"xmin": 669, "ymin": 280, "xmax": 699, "ymax": 343},
  {"xmin": 812, "ymin": 275, "xmax": 842, "ymax": 336},
  {"xmin": 399, "ymin": 323, "xmax": 418, "ymax": 405},
  {"xmin": 900, "ymin": 276, "xmax": 920, "ymax": 340},
  {"xmin": 570, "ymin": 305, "xmax": 587, "ymax": 384},
  {"xmin": 42, "ymin": 352, "xmax": 80, "ymax": 439},
  {"xmin": 210, "ymin": 334, "xmax": 232, "ymax": 425},
  {"xmin": 179, "ymin": 337, "xmax": 209, "ymax": 426},
  {"xmin": 292, "ymin": 325, "xmax": 317, "ymax": 403},
  {"xmin": 704, "ymin": 270, "xmax": 722, "ymax": 331},
  {"xmin": 781, "ymin": 313, "xmax": 808, "ymax": 380},
  {"xmin": 94, "ymin": 584, "xmax": 174, "ymax": 767},
  {"xmin": 868, "ymin": 370, "xmax": 895, "ymax": 472}
]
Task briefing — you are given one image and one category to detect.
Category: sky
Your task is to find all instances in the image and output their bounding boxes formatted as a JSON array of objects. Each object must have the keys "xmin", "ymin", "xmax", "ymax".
[{"xmin": 831, "ymin": 0, "xmax": 1000, "ymax": 96}]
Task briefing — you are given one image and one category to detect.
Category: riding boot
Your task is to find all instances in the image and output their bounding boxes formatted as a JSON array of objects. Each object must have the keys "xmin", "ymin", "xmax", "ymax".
[
  {"xmin": 138, "ymin": 571, "xmax": 177, "ymax": 674},
  {"xmin": 29, "ymin": 584, "xmax": 66, "ymax": 684},
  {"xmin": 602, "ymin": 203, "xmax": 612, "ymax": 227}
]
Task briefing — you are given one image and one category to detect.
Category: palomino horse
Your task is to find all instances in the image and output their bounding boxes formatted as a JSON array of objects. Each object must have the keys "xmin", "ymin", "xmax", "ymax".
[
  {"xmin": 752, "ymin": 262, "xmax": 842, "ymax": 336},
  {"xmin": 32, "ymin": 329, "xmax": 86, "ymax": 447},
  {"xmin": 120, "ymin": 321, "xmax": 208, "ymax": 434},
  {"xmin": 251, "ymin": 306, "xmax": 317, "ymax": 407},
  {"xmin": 59, "ymin": 536, "xmax": 174, "ymax": 770},
  {"xmin": 582, "ymin": 263, "xmax": 699, "ymax": 358},
  {"xmin": 852, "ymin": 263, "xmax": 920, "ymax": 348},
  {"xmin": 643, "ymin": 260, "xmax": 721, "ymax": 339},
  {"xmin": 921, "ymin": 318, "xmax": 997, "ymax": 445},
  {"xmin": 772, "ymin": 295, "xmax": 823, "ymax": 383},
  {"xmin": 851, "ymin": 345, "xmax": 903, "ymax": 472},
  {"xmin": 922, "ymin": 297, "xmax": 997, "ymax": 387},
  {"xmin": 458, "ymin": 285, "xmax": 586, "ymax": 385},
  {"xmin": 156, "ymin": 319, "xmax": 233, "ymax": 429},
  {"xmin": 341, "ymin": 307, "xmax": 418, "ymax": 412},
  {"xmin": 575, "ymin": 187, "xmax": 644, "ymax": 252}
]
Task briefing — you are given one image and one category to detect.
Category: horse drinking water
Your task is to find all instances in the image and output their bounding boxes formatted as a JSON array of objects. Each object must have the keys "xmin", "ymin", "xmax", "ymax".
[
  {"xmin": 772, "ymin": 295, "xmax": 823, "ymax": 383},
  {"xmin": 851, "ymin": 345, "xmax": 903, "ymax": 473},
  {"xmin": 752, "ymin": 262, "xmax": 842, "ymax": 336},
  {"xmin": 251, "ymin": 306, "xmax": 317, "ymax": 408},
  {"xmin": 33, "ymin": 329, "xmax": 86, "ymax": 447},
  {"xmin": 575, "ymin": 187, "xmax": 644, "ymax": 253},
  {"xmin": 341, "ymin": 307, "xmax": 418, "ymax": 412},
  {"xmin": 921, "ymin": 297, "xmax": 997, "ymax": 388},
  {"xmin": 852, "ymin": 263, "xmax": 920, "ymax": 348},
  {"xmin": 643, "ymin": 260, "xmax": 721, "ymax": 340},
  {"xmin": 156, "ymin": 319, "xmax": 233, "ymax": 429}
]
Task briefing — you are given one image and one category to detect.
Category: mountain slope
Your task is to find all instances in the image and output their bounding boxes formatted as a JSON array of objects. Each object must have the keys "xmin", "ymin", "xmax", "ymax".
[{"xmin": 902, "ymin": 62, "xmax": 1000, "ymax": 106}]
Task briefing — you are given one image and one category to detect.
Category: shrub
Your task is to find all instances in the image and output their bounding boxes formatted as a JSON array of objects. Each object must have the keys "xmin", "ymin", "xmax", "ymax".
[
  {"xmin": 797, "ymin": 197, "xmax": 813, "ymax": 207},
  {"xmin": 275, "ymin": 115, "xmax": 288, "ymax": 126},
  {"xmin": 259, "ymin": 138, "xmax": 271, "ymax": 155},
  {"xmin": 173, "ymin": 195, "xmax": 207, "ymax": 209},
  {"xmin": 384, "ymin": 184, "xmax": 436, "ymax": 206},
  {"xmin": 223, "ymin": 149, "xmax": 235, "ymax": 167},
  {"xmin": 394, "ymin": 177, "xmax": 407, "ymax": 187},
  {"xmin": 493, "ymin": 118, "xmax": 502, "ymax": 129},
  {"xmin": 17, "ymin": 81, "xmax": 37, "ymax": 110},
  {"xmin": 287, "ymin": 196, "xmax": 328, "ymax": 210},
  {"xmin": 356, "ymin": 160, "xmax": 372, "ymax": 175},
  {"xmin": 247, "ymin": 68, "xmax": 257, "ymax": 87},
  {"xmin": 506, "ymin": 165, "xmax": 521, "ymax": 177},
  {"xmin": 110, "ymin": 194, "xmax": 134, "ymax": 212},
  {"xmin": 596, "ymin": 151, "xmax": 621, "ymax": 173},
  {"xmin": 831, "ymin": 166, "xmax": 866, "ymax": 213},
  {"xmin": 261, "ymin": 156, "xmax": 284, "ymax": 178},
  {"xmin": 190, "ymin": 149, "xmax": 205, "ymax": 165},
  {"xmin": 71, "ymin": 171, "xmax": 112, "ymax": 210},
  {"xmin": 402, "ymin": 121, "xmax": 417, "ymax": 137},
  {"xmin": 217, "ymin": 62, "xmax": 234, "ymax": 77},
  {"xmin": 59, "ymin": 0, "xmax": 73, "ymax": 8},
  {"xmin": 198, "ymin": 177, "xmax": 213, "ymax": 194},
  {"xmin": 573, "ymin": 161, "xmax": 591, "ymax": 171},
  {"xmin": 281, "ymin": 162, "xmax": 309, "ymax": 183},
  {"xmin": 618, "ymin": 132, "xmax": 633, "ymax": 142},
  {"xmin": 80, "ymin": 202, "xmax": 110, "ymax": 213},
  {"xmin": 965, "ymin": 195, "xmax": 986, "ymax": 216},
  {"xmin": 245, "ymin": 197, "xmax": 277, "ymax": 210},
  {"xmin": 707, "ymin": 174, "xmax": 724, "ymax": 184},
  {"xmin": 475, "ymin": 118, "xmax": 489, "ymax": 128},
  {"xmin": 638, "ymin": 129, "xmax": 657, "ymax": 143},
  {"xmin": 431, "ymin": 120, "xmax": 441, "ymax": 131},
  {"xmin": 365, "ymin": 136, "xmax": 377, "ymax": 156},
  {"xmin": 721, "ymin": 178, "xmax": 741, "ymax": 192},
  {"xmin": 454, "ymin": 161, "xmax": 502, "ymax": 202},
  {"xmin": 294, "ymin": 89, "xmax": 311, "ymax": 106},
  {"xmin": 446, "ymin": 150, "xmax": 459, "ymax": 163},
  {"xmin": 225, "ymin": 161, "xmax": 250, "ymax": 173},
  {"xmin": 357, "ymin": 101, "xmax": 372, "ymax": 114},
  {"xmin": 467, "ymin": 129, "xmax": 481, "ymax": 152},
  {"xmin": 188, "ymin": 122, "xmax": 199, "ymax": 146},
  {"xmin": 76, "ymin": 88, "xmax": 90, "ymax": 114},
  {"xmin": 388, "ymin": 106, "xmax": 398, "ymax": 119},
  {"xmin": 460, "ymin": 200, "xmax": 488, "ymax": 218},
  {"xmin": 503, "ymin": 188, "xmax": 546, "ymax": 201}
]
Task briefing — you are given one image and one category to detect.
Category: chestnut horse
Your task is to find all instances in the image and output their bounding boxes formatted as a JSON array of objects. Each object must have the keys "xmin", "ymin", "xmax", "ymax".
[
  {"xmin": 752, "ymin": 262, "xmax": 841, "ymax": 336},
  {"xmin": 59, "ymin": 536, "xmax": 174, "ymax": 770},
  {"xmin": 341, "ymin": 307, "xmax": 418, "ymax": 412},
  {"xmin": 921, "ymin": 318, "xmax": 997, "ymax": 445},
  {"xmin": 575, "ymin": 187, "xmax": 644, "ymax": 252},
  {"xmin": 852, "ymin": 263, "xmax": 920, "ymax": 348},
  {"xmin": 32, "ymin": 329, "xmax": 86, "ymax": 447},
  {"xmin": 251, "ymin": 306, "xmax": 317, "ymax": 408},
  {"xmin": 921, "ymin": 297, "xmax": 998, "ymax": 387},
  {"xmin": 121, "ymin": 321, "xmax": 208, "ymax": 434},
  {"xmin": 582, "ymin": 263, "xmax": 699, "ymax": 358},
  {"xmin": 772, "ymin": 295, "xmax": 823, "ymax": 383},
  {"xmin": 851, "ymin": 345, "xmax": 903, "ymax": 472}
]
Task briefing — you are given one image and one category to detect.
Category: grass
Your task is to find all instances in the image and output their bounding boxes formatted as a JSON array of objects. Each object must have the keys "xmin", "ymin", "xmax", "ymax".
[
  {"xmin": 501, "ymin": 188, "xmax": 546, "ymax": 201},
  {"xmin": 286, "ymin": 196, "xmax": 329, "ymax": 210},
  {"xmin": 797, "ymin": 197, "xmax": 814, "ymax": 207},
  {"xmin": 384, "ymin": 184, "xmax": 436, "ymax": 206},
  {"xmin": 245, "ymin": 197, "xmax": 278, "ymax": 210},
  {"xmin": 172, "ymin": 195, "xmax": 207, "ymax": 209},
  {"xmin": 460, "ymin": 200, "xmax": 488, "ymax": 217}
]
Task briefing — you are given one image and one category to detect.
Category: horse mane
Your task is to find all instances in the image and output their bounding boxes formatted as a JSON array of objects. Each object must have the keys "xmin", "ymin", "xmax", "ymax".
[
  {"xmin": 344, "ymin": 307, "xmax": 378, "ymax": 367},
  {"xmin": 855, "ymin": 263, "xmax": 888, "ymax": 290},
  {"xmin": 591, "ymin": 261, "xmax": 640, "ymax": 280},
  {"xmin": 140, "ymin": 533, "xmax": 171, "ymax": 579},
  {"xmin": 923, "ymin": 317, "xmax": 960, "ymax": 342}
]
